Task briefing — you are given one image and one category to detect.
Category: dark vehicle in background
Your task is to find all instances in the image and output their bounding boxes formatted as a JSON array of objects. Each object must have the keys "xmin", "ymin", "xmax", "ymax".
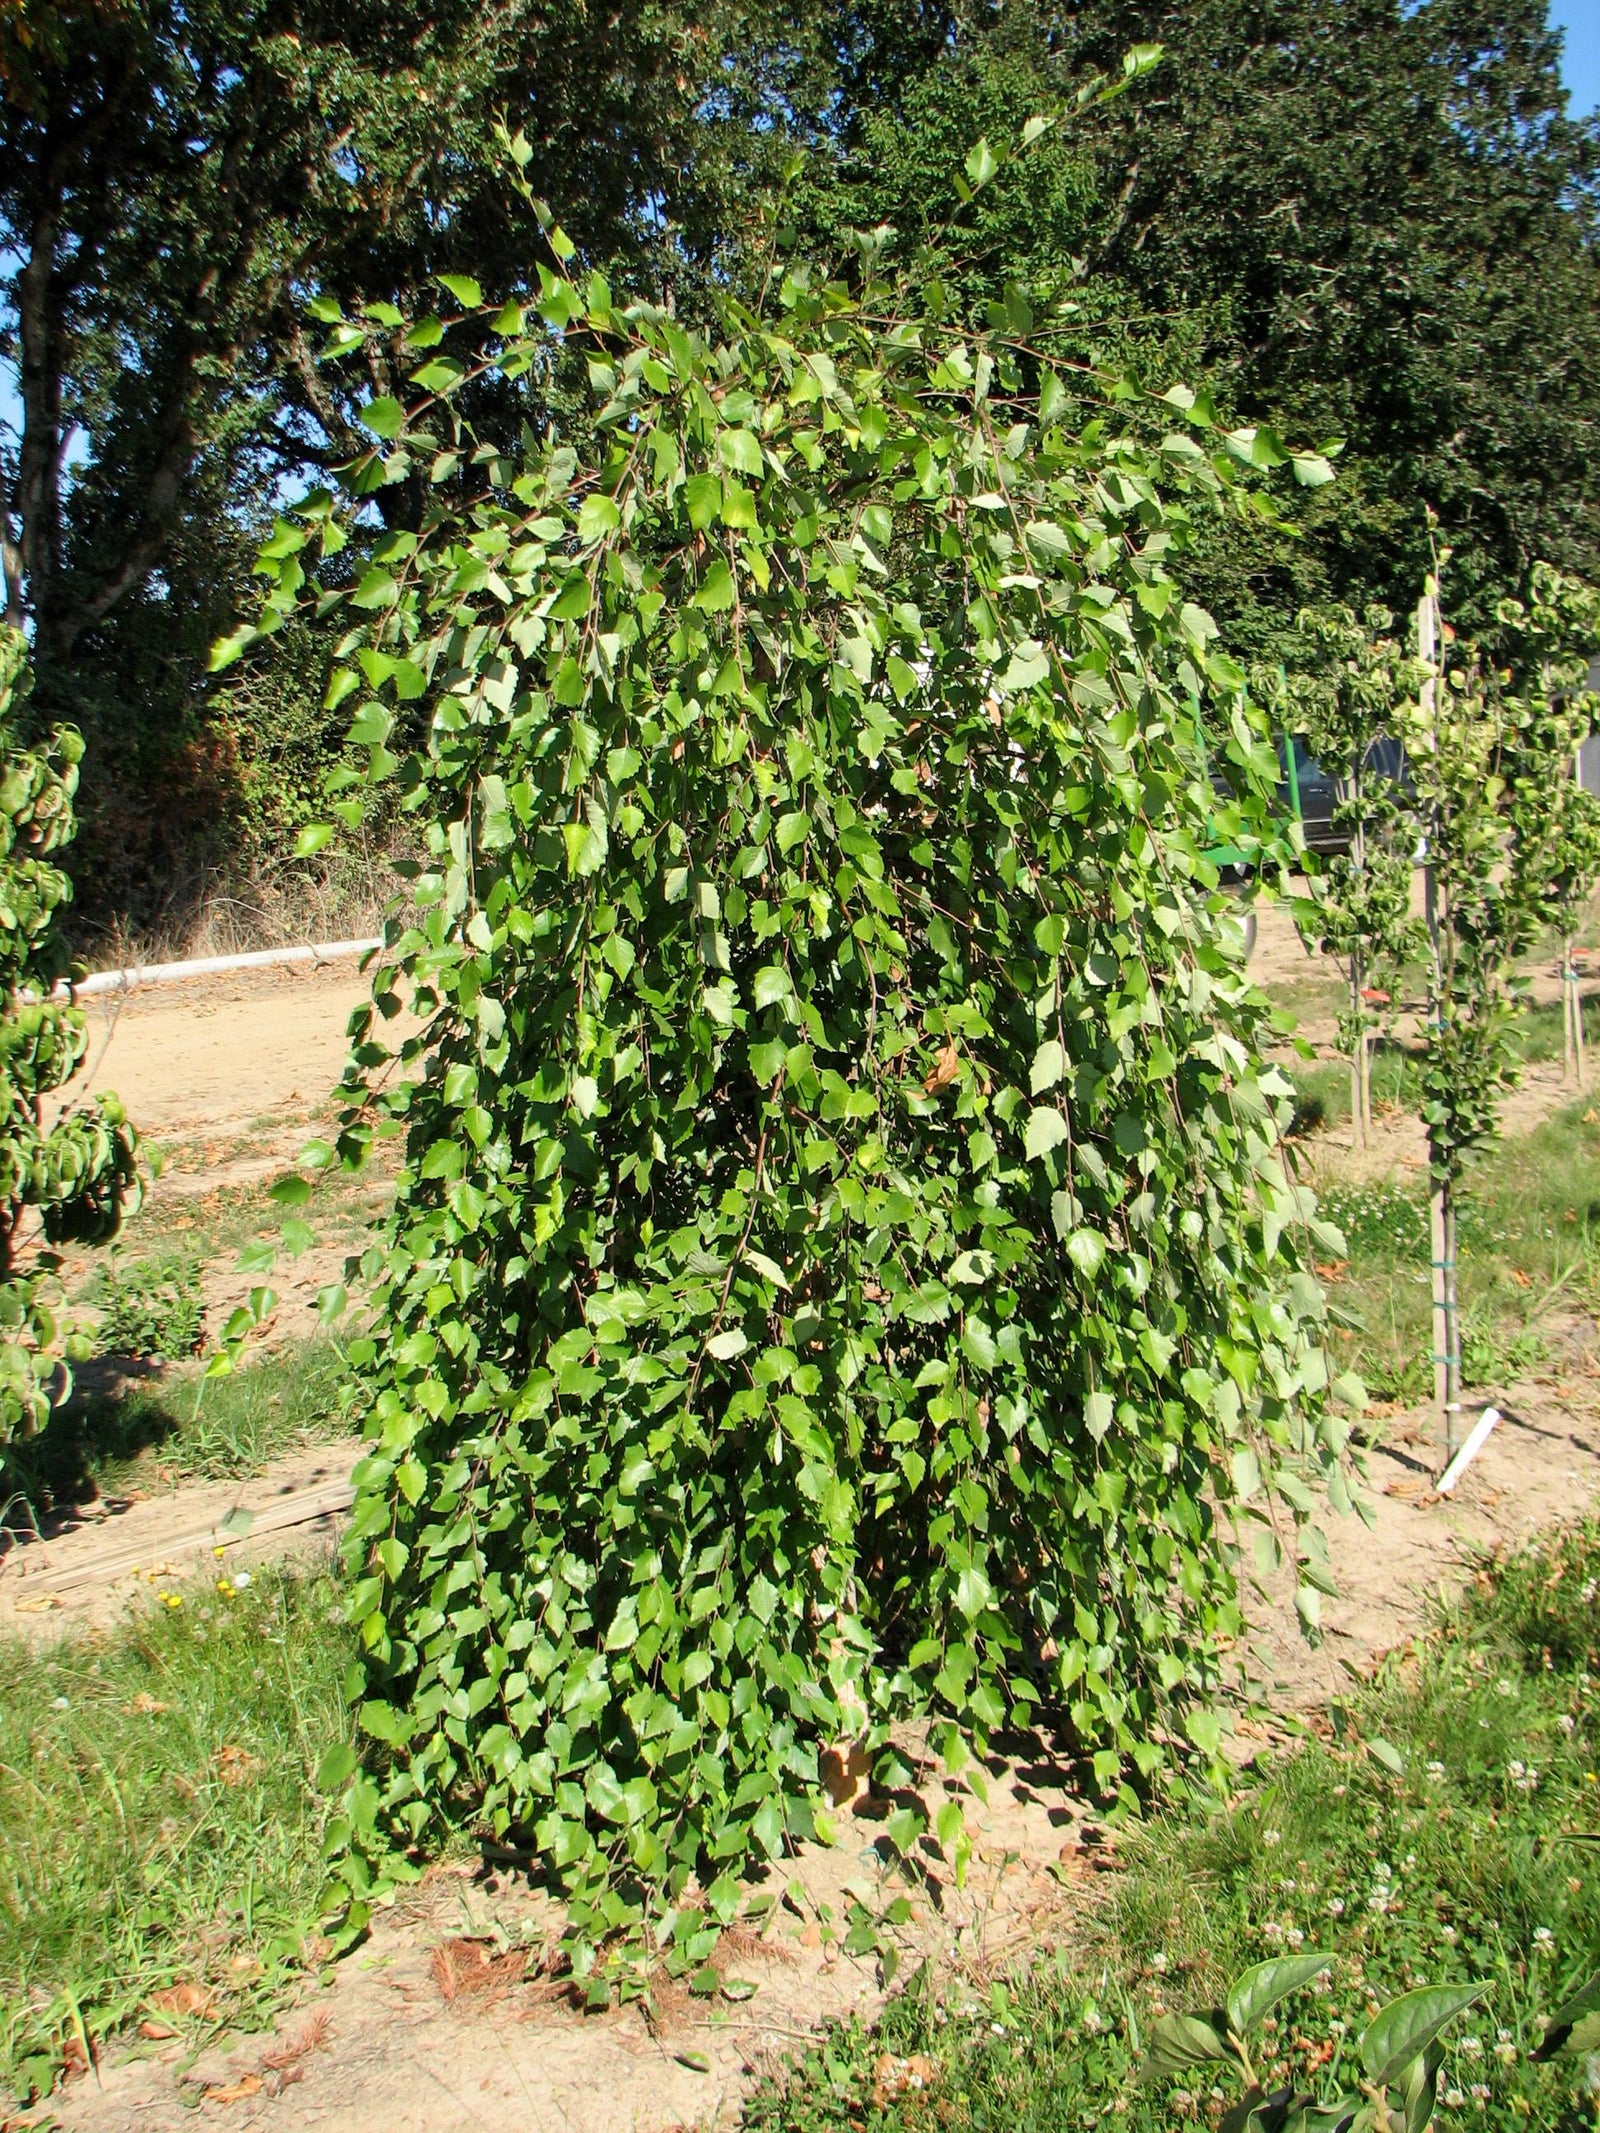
[{"xmin": 1280, "ymin": 733, "xmax": 1409, "ymax": 856}]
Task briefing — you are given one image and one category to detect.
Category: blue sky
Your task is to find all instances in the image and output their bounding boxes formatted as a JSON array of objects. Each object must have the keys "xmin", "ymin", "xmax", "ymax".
[{"xmin": 1551, "ymin": 2, "xmax": 1600, "ymax": 114}]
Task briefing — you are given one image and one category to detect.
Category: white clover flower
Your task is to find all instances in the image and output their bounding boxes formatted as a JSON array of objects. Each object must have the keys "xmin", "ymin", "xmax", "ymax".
[
  {"xmin": 1496, "ymin": 1679, "xmax": 1513, "ymax": 1697},
  {"xmin": 1508, "ymin": 1761, "xmax": 1525, "ymax": 1779},
  {"xmin": 1426, "ymin": 1759, "xmax": 1446, "ymax": 1780},
  {"xmin": 1460, "ymin": 2036, "xmax": 1483, "ymax": 2056},
  {"xmin": 1443, "ymin": 2088, "xmax": 1465, "ymax": 2108},
  {"xmin": 1560, "ymin": 1713, "xmax": 1576, "ymax": 1734},
  {"xmin": 1286, "ymin": 1927, "xmax": 1305, "ymax": 1948},
  {"xmin": 1469, "ymin": 2081, "xmax": 1491, "ymax": 2101},
  {"xmin": 1262, "ymin": 1828, "xmax": 1282, "ymax": 1847},
  {"xmin": 1327, "ymin": 1897, "xmax": 1346, "ymax": 1917},
  {"xmin": 1533, "ymin": 1926, "xmax": 1555, "ymax": 1950}
]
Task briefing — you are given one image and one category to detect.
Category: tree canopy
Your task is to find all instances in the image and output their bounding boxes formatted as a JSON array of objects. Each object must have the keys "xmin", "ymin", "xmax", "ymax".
[
  {"xmin": 5, "ymin": 0, "xmax": 1600, "ymax": 935},
  {"xmin": 230, "ymin": 168, "xmax": 1356, "ymax": 1963},
  {"xmin": 797, "ymin": 0, "xmax": 1600, "ymax": 649}
]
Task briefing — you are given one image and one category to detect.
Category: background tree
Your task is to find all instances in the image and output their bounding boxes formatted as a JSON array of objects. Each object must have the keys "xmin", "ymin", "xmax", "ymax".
[
  {"xmin": 792, "ymin": 0, "xmax": 1600, "ymax": 656},
  {"xmin": 0, "ymin": 0, "xmax": 811, "ymax": 933},
  {"xmin": 1277, "ymin": 608, "xmax": 1423, "ymax": 1144},
  {"xmin": 1499, "ymin": 565, "xmax": 1600, "ymax": 1089},
  {"xmin": 1038, "ymin": 0, "xmax": 1600, "ymax": 647},
  {"xmin": 1408, "ymin": 560, "xmax": 1600, "ymax": 1456}
]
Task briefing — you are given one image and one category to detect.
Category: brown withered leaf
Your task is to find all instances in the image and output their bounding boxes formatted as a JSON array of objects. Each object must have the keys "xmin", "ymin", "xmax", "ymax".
[
  {"xmin": 148, "ymin": 1981, "xmax": 215, "ymax": 2020},
  {"xmin": 431, "ymin": 1938, "xmax": 528, "ymax": 2005},
  {"xmin": 260, "ymin": 2010, "xmax": 331, "ymax": 2073},
  {"xmin": 922, "ymin": 1039, "xmax": 960, "ymax": 1094},
  {"xmin": 214, "ymin": 1744, "xmax": 264, "ymax": 1786},
  {"xmin": 871, "ymin": 2052, "xmax": 939, "ymax": 2106},
  {"xmin": 202, "ymin": 2074, "xmax": 263, "ymax": 2104}
]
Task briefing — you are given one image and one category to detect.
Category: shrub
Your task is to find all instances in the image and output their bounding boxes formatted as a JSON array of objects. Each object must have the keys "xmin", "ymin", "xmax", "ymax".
[
  {"xmin": 94, "ymin": 1252, "xmax": 204, "ymax": 1361},
  {"xmin": 0, "ymin": 630, "xmax": 140, "ymax": 1479},
  {"xmin": 230, "ymin": 143, "xmax": 1360, "ymax": 1973}
]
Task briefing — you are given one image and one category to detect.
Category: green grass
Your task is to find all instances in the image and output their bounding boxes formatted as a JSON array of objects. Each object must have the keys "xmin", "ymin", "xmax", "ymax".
[
  {"xmin": 0, "ymin": 1565, "xmax": 354, "ymax": 2103},
  {"xmin": 2, "ymin": 1339, "xmax": 352, "ymax": 1517},
  {"xmin": 1308, "ymin": 1100, "xmax": 1600, "ymax": 1402},
  {"xmin": 747, "ymin": 1523, "xmax": 1600, "ymax": 2132}
]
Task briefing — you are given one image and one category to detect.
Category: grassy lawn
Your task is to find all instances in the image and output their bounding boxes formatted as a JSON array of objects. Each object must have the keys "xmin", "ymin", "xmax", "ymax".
[
  {"xmin": 1309, "ymin": 1098, "xmax": 1600, "ymax": 1403},
  {"xmin": 0, "ymin": 1566, "xmax": 354, "ymax": 2103},
  {"xmin": 2, "ymin": 1339, "xmax": 352, "ymax": 1516},
  {"xmin": 1322, "ymin": 1092, "xmax": 1600, "ymax": 1407},
  {"xmin": 747, "ymin": 1523, "xmax": 1600, "ymax": 2131}
]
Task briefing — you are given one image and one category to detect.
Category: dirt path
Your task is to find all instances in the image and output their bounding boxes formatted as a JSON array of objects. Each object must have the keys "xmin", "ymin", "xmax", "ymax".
[
  {"xmin": 68, "ymin": 960, "xmax": 376, "ymax": 1154},
  {"xmin": 0, "ymin": 1435, "xmax": 358, "ymax": 1636}
]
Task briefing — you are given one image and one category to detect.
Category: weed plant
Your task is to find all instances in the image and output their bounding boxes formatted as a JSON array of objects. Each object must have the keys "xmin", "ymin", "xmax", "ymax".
[{"xmin": 93, "ymin": 1252, "xmax": 204, "ymax": 1361}]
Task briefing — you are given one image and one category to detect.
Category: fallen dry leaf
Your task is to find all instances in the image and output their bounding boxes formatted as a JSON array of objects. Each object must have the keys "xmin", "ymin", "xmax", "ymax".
[
  {"xmin": 214, "ymin": 1744, "xmax": 264, "ymax": 1787},
  {"xmin": 202, "ymin": 2074, "xmax": 263, "ymax": 2105},
  {"xmin": 818, "ymin": 1741, "xmax": 872, "ymax": 1808},
  {"xmin": 430, "ymin": 1938, "xmax": 528, "ymax": 2005},
  {"xmin": 137, "ymin": 2019, "xmax": 177, "ymax": 2041},
  {"xmin": 149, "ymin": 1981, "xmax": 216, "ymax": 2020},
  {"xmin": 126, "ymin": 1693, "xmax": 169, "ymax": 1715},
  {"xmin": 1313, "ymin": 1259, "xmax": 1349, "ymax": 1282},
  {"xmin": 1509, "ymin": 1267, "xmax": 1534, "ymax": 1289},
  {"xmin": 871, "ymin": 2052, "xmax": 939, "ymax": 2106},
  {"xmin": 260, "ymin": 2010, "xmax": 331, "ymax": 2073}
]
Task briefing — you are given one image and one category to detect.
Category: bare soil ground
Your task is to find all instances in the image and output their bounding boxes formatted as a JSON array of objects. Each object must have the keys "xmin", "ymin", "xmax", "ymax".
[
  {"xmin": 54, "ymin": 960, "xmax": 409, "ymax": 1351},
  {"xmin": 13, "ymin": 909, "xmax": 1600, "ymax": 2133}
]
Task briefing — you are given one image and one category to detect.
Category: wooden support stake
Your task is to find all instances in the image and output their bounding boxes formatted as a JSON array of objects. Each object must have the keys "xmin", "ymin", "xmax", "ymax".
[{"xmin": 1418, "ymin": 587, "xmax": 1456, "ymax": 1461}]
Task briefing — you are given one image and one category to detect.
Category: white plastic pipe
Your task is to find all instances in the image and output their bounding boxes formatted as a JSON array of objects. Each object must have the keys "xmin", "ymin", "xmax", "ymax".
[
  {"xmin": 1436, "ymin": 1406, "xmax": 1501, "ymax": 1496},
  {"xmin": 49, "ymin": 935, "xmax": 382, "ymax": 1002}
]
